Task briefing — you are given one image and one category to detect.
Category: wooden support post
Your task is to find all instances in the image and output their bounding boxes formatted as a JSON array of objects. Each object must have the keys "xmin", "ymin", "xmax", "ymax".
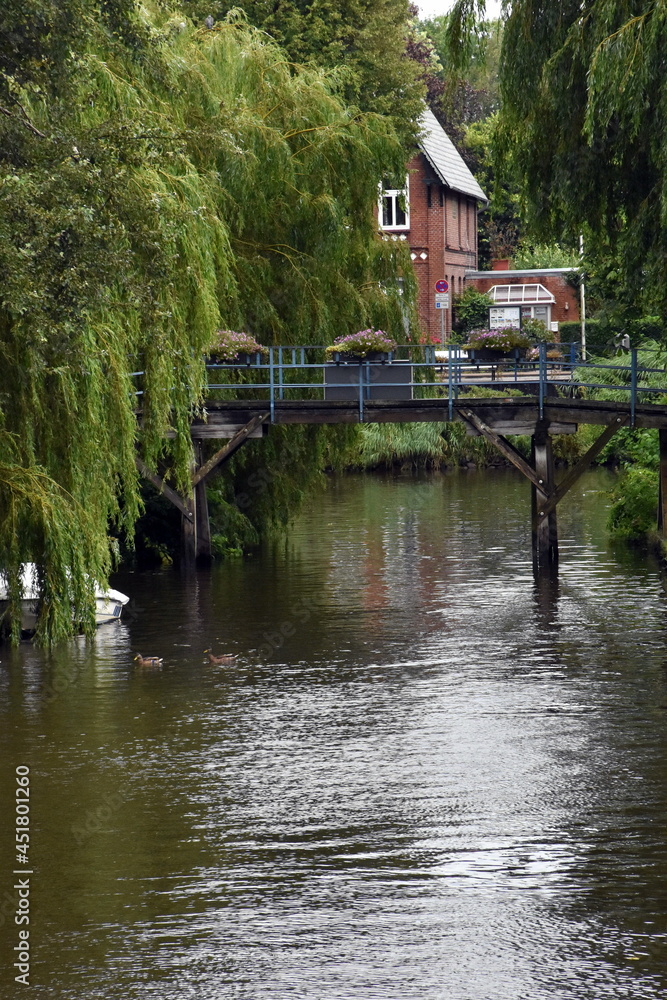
[
  {"xmin": 532, "ymin": 420, "xmax": 558, "ymax": 569},
  {"xmin": 182, "ymin": 497, "xmax": 196, "ymax": 565},
  {"xmin": 537, "ymin": 416, "xmax": 627, "ymax": 520},
  {"xmin": 193, "ymin": 442, "xmax": 212, "ymax": 564},
  {"xmin": 659, "ymin": 429, "xmax": 667, "ymax": 534}
]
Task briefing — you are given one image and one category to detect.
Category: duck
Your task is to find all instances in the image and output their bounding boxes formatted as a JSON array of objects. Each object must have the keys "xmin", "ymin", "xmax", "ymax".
[
  {"xmin": 134, "ymin": 653, "xmax": 163, "ymax": 667},
  {"xmin": 204, "ymin": 649, "xmax": 237, "ymax": 665}
]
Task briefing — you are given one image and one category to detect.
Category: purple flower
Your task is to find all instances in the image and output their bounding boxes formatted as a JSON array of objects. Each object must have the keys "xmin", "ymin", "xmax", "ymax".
[
  {"xmin": 326, "ymin": 328, "xmax": 397, "ymax": 358},
  {"xmin": 210, "ymin": 329, "xmax": 267, "ymax": 360}
]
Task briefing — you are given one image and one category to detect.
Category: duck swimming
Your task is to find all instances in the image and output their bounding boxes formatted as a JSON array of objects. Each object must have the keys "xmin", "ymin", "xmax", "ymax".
[
  {"xmin": 134, "ymin": 653, "xmax": 163, "ymax": 667},
  {"xmin": 204, "ymin": 650, "xmax": 237, "ymax": 665}
]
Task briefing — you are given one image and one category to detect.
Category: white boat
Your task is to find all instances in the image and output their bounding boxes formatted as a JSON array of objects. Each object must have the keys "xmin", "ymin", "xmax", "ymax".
[{"xmin": 0, "ymin": 564, "xmax": 130, "ymax": 633}]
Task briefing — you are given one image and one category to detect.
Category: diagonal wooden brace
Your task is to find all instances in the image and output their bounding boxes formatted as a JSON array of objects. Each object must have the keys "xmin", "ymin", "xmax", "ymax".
[
  {"xmin": 135, "ymin": 457, "xmax": 193, "ymax": 521},
  {"xmin": 536, "ymin": 415, "xmax": 628, "ymax": 519},
  {"xmin": 192, "ymin": 412, "xmax": 270, "ymax": 487},
  {"xmin": 460, "ymin": 409, "xmax": 553, "ymax": 496}
]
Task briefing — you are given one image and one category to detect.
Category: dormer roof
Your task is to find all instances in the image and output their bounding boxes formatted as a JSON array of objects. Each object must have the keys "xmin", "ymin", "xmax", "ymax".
[{"xmin": 418, "ymin": 106, "xmax": 488, "ymax": 204}]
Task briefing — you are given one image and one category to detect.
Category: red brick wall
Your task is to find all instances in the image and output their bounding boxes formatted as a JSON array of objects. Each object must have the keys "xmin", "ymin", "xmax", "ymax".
[
  {"xmin": 468, "ymin": 271, "xmax": 580, "ymax": 325},
  {"xmin": 400, "ymin": 154, "xmax": 479, "ymax": 340}
]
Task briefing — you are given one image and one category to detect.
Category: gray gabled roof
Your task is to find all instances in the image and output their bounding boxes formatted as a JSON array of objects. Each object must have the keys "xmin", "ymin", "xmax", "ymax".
[{"xmin": 418, "ymin": 106, "xmax": 488, "ymax": 204}]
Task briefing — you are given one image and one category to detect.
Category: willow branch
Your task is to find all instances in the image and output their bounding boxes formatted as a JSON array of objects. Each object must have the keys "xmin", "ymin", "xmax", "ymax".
[{"xmin": 0, "ymin": 105, "xmax": 47, "ymax": 138}]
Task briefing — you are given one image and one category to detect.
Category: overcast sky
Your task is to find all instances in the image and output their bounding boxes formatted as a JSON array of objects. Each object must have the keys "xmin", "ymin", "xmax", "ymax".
[{"xmin": 416, "ymin": 0, "xmax": 503, "ymax": 20}]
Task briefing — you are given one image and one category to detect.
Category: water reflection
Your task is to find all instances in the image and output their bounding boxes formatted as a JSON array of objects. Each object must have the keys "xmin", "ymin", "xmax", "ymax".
[{"xmin": 2, "ymin": 469, "xmax": 667, "ymax": 999}]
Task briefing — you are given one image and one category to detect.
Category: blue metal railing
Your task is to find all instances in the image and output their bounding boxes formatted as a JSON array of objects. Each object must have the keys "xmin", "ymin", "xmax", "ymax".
[{"xmin": 132, "ymin": 344, "xmax": 667, "ymax": 427}]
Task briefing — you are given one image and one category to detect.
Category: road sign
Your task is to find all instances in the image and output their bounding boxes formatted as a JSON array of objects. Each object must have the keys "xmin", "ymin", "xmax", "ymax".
[
  {"xmin": 435, "ymin": 279, "xmax": 449, "ymax": 293},
  {"xmin": 435, "ymin": 293, "xmax": 450, "ymax": 309}
]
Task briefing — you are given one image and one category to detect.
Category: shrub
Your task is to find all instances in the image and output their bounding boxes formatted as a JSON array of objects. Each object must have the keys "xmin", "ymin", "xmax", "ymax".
[
  {"xmin": 559, "ymin": 319, "xmax": 609, "ymax": 349},
  {"xmin": 452, "ymin": 288, "xmax": 492, "ymax": 334},
  {"xmin": 521, "ymin": 317, "xmax": 550, "ymax": 342},
  {"xmin": 607, "ymin": 467, "xmax": 658, "ymax": 541}
]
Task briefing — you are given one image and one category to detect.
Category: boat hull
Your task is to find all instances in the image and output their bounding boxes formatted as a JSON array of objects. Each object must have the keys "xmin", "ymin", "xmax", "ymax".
[{"xmin": 0, "ymin": 567, "xmax": 130, "ymax": 634}]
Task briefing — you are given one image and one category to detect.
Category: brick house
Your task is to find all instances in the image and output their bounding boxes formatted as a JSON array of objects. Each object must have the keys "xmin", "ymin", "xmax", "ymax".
[
  {"xmin": 465, "ymin": 266, "xmax": 580, "ymax": 332},
  {"xmin": 379, "ymin": 107, "xmax": 488, "ymax": 340}
]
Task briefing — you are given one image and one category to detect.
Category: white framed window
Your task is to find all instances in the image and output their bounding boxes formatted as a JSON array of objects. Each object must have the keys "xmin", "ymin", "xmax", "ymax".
[{"xmin": 379, "ymin": 176, "xmax": 410, "ymax": 230}]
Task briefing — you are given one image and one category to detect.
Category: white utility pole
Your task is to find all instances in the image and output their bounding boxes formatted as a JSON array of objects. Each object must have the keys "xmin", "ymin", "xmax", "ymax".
[{"xmin": 579, "ymin": 234, "xmax": 586, "ymax": 360}]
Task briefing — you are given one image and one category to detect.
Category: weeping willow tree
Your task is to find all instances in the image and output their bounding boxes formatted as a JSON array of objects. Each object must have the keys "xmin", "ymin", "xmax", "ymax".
[
  {"xmin": 0, "ymin": 0, "xmax": 418, "ymax": 641},
  {"xmin": 446, "ymin": 1, "xmax": 667, "ymax": 323}
]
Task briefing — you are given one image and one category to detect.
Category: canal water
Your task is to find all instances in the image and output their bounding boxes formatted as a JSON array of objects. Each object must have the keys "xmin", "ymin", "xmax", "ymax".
[{"xmin": 2, "ymin": 468, "xmax": 667, "ymax": 999}]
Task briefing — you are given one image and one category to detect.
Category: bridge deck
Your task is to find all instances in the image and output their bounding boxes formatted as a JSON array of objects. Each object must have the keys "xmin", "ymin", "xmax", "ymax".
[{"xmin": 196, "ymin": 395, "xmax": 667, "ymax": 433}]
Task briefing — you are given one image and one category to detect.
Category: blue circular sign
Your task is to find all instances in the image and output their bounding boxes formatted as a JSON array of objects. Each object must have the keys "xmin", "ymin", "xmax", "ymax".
[{"xmin": 435, "ymin": 279, "xmax": 449, "ymax": 293}]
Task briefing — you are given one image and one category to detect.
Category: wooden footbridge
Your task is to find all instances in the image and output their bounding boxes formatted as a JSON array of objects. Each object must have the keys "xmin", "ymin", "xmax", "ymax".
[{"xmin": 135, "ymin": 344, "xmax": 667, "ymax": 570}]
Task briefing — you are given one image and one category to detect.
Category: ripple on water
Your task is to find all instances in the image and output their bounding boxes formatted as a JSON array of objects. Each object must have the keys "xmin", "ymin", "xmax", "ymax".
[{"xmin": 3, "ymin": 470, "xmax": 667, "ymax": 999}]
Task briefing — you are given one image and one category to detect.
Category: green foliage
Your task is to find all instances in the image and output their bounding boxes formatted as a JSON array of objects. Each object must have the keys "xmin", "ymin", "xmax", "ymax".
[
  {"xmin": 512, "ymin": 242, "xmax": 580, "ymax": 270},
  {"xmin": 520, "ymin": 317, "xmax": 549, "ymax": 343},
  {"xmin": 445, "ymin": 2, "xmax": 667, "ymax": 323},
  {"xmin": 559, "ymin": 319, "xmax": 610, "ymax": 351},
  {"xmin": 0, "ymin": 2, "xmax": 416, "ymax": 641},
  {"xmin": 571, "ymin": 423, "xmax": 659, "ymax": 470},
  {"xmin": 358, "ymin": 422, "xmax": 449, "ymax": 469},
  {"xmin": 453, "ymin": 286, "xmax": 491, "ymax": 334},
  {"xmin": 607, "ymin": 467, "xmax": 658, "ymax": 541},
  {"xmin": 425, "ymin": 13, "xmax": 502, "ymax": 101},
  {"xmin": 463, "ymin": 113, "xmax": 522, "ymax": 268},
  {"xmin": 495, "ymin": 1, "xmax": 667, "ymax": 321},
  {"xmin": 179, "ymin": 0, "xmax": 426, "ymax": 146},
  {"xmin": 574, "ymin": 343, "xmax": 667, "ymax": 406}
]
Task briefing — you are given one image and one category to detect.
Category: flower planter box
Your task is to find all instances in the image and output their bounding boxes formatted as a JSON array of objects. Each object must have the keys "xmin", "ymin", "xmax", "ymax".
[
  {"xmin": 233, "ymin": 351, "xmax": 264, "ymax": 366},
  {"xmin": 324, "ymin": 362, "xmax": 412, "ymax": 401},
  {"xmin": 332, "ymin": 350, "xmax": 392, "ymax": 364},
  {"xmin": 471, "ymin": 347, "xmax": 527, "ymax": 362}
]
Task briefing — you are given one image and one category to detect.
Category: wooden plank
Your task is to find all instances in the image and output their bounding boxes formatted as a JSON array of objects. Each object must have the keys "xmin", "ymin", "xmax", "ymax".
[
  {"xmin": 135, "ymin": 457, "xmax": 193, "ymax": 521},
  {"xmin": 459, "ymin": 409, "xmax": 552, "ymax": 495},
  {"xmin": 168, "ymin": 423, "xmax": 265, "ymax": 439},
  {"xmin": 464, "ymin": 421, "xmax": 577, "ymax": 437},
  {"xmin": 536, "ymin": 415, "xmax": 628, "ymax": 519},
  {"xmin": 192, "ymin": 413, "xmax": 269, "ymax": 487}
]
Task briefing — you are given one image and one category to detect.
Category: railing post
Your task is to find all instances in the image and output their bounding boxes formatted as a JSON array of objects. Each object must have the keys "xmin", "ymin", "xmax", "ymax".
[
  {"xmin": 448, "ymin": 345, "xmax": 454, "ymax": 421},
  {"xmin": 278, "ymin": 346, "xmax": 284, "ymax": 400},
  {"xmin": 269, "ymin": 347, "xmax": 275, "ymax": 423},
  {"xmin": 538, "ymin": 341, "xmax": 547, "ymax": 418},
  {"xmin": 358, "ymin": 360, "xmax": 364, "ymax": 422},
  {"xmin": 630, "ymin": 347, "xmax": 637, "ymax": 427}
]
